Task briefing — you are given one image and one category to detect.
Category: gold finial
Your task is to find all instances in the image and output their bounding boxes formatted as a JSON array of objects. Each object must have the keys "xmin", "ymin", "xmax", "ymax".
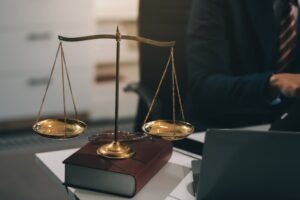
[{"xmin": 116, "ymin": 25, "xmax": 121, "ymax": 42}]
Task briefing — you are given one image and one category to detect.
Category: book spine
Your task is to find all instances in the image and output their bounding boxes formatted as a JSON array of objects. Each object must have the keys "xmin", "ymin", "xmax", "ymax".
[{"xmin": 134, "ymin": 142, "xmax": 173, "ymax": 195}]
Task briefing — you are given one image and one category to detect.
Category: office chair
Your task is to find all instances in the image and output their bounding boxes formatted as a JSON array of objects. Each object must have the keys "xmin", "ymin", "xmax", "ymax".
[{"xmin": 125, "ymin": 0, "xmax": 192, "ymax": 132}]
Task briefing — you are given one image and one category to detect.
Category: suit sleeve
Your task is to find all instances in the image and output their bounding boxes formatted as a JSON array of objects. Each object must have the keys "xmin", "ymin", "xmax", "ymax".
[{"xmin": 187, "ymin": 0, "xmax": 275, "ymax": 117}]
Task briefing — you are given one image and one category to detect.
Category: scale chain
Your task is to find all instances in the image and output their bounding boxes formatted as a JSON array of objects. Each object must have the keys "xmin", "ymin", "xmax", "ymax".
[
  {"xmin": 171, "ymin": 48, "xmax": 176, "ymax": 133},
  {"xmin": 61, "ymin": 42, "xmax": 67, "ymax": 135},
  {"xmin": 171, "ymin": 48, "xmax": 185, "ymax": 122},
  {"xmin": 61, "ymin": 44, "xmax": 79, "ymax": 120},
  {"xmin": 36, "ymin": 42, "xmax": 62, "ymax": 123},
  {"xmin": 35, "ymin": 42, "xmax": 79, "ymax": 129},
  {"xmin": 143, "ymin": 47, "xmax": 186, "ymax": 125},
  {"xmin": 143, "ymin": 53, "xmax": 172, "ymax": 124}
]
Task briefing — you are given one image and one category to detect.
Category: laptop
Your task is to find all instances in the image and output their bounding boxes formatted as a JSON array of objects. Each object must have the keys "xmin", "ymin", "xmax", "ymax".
[{"xmin": 193, "ymin": 129, "xmax": 300, "ymax": 200}]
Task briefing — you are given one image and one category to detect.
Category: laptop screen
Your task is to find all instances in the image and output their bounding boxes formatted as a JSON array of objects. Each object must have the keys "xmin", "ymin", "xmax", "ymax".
[{"xmin": 196, "ymin": 129, "xmax": 300, "ymax": 200}]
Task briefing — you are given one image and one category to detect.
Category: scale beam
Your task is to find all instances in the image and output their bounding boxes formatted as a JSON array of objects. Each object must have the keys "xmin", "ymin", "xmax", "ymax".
[{"xmin": 58, "ymin": 34, "xmax": 175, "ymax": 47}]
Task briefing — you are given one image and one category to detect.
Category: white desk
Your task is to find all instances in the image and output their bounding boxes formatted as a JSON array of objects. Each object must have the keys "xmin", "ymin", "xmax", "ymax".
[{"xmin": 35, "ymin": 132, "xmax": 205, "ymax": 200}]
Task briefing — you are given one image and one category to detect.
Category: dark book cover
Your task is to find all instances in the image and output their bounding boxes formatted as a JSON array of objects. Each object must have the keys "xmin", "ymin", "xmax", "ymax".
[{"xmin": 63, "ymin": 137, "xmax": 173, "ymax": 197}]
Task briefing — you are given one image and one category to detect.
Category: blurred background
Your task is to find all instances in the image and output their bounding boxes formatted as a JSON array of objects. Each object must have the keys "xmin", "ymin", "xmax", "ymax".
[
  {"xmin": 0, "ymin": 0, "xmax": 140, "ymax": 199},
  {"xmin": 0, "ymin": 0, "xmax": 140, "ymax": 130}
]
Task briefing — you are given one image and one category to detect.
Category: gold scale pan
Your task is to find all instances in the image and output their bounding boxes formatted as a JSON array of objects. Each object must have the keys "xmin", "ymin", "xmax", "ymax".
[
  {"xmin": 32, "ymin": 41, "xmax": 87, "ymax": 139},
  {"xmin": 33, "ymin": 27, "xmax": 194, "ymax": 158}
]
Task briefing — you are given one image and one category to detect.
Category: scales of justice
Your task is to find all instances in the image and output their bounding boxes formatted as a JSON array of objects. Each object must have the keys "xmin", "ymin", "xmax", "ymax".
[{"xmin": 32, "ymin": 27, "xmax": 194, "ymax": 159}]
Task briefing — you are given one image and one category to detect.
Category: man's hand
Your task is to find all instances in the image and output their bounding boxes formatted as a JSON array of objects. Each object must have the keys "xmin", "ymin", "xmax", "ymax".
[{"xmin": 269, "ymin": 73, "xmax": 300, "ymax": 98}]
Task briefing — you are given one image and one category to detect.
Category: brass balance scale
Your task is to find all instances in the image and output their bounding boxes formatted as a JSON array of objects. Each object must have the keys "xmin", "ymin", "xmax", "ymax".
[{"xmin": 32, "ymin": 27, "xmax": 194, "ymax": 159}]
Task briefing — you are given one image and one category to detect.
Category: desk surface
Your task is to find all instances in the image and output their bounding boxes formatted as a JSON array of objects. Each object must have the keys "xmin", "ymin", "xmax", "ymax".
[
  {"xmin": 35, "ymin": 125, "xmax": 270, "ymax": 200},
  {"xmin": 35, "ymin": 133, "xmax": 204, "ymax": 200}
]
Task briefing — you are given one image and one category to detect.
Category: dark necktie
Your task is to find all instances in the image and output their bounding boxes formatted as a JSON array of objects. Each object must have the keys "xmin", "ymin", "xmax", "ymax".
[{"xmin": 277, "ymin": 0, "xmax": 297, "ymax": 71}]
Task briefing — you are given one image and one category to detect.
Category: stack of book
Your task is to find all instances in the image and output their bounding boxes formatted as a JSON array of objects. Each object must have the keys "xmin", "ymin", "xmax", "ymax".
[{"xmin": 63, "ymin": 137, "xmax": 173, "ymax": 197}]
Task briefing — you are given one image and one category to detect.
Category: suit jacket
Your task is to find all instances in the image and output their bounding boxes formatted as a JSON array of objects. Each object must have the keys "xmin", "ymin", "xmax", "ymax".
[{"xmin": 187, "ymin": 0, "xmax": 300, "ymax": 130}]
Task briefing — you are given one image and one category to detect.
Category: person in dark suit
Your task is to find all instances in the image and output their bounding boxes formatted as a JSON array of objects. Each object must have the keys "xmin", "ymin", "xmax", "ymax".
[{"xmin": 186, "ymin": 0, "xmax": 300, "ymax": 131}]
